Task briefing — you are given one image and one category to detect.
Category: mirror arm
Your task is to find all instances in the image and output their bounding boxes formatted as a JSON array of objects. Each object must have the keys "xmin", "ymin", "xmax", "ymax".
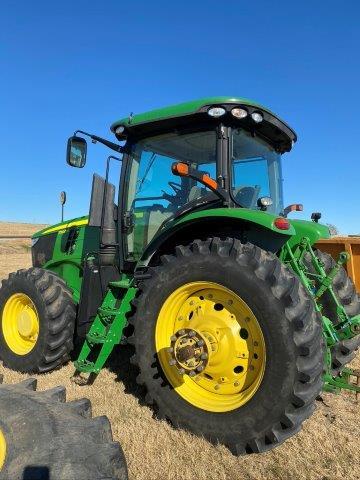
[{"xmin": 74, "ymin": 130, "xmax": 124, "ymax": 153}]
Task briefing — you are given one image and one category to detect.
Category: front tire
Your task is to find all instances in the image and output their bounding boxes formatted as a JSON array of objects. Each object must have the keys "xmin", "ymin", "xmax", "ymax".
[
  {"xmin": 128, "ymin": 238, "xmax": 324, "ymax": 454},
  {"xmin": 0, "ymin": 268, "xmax": 76, "ymax": 373}
]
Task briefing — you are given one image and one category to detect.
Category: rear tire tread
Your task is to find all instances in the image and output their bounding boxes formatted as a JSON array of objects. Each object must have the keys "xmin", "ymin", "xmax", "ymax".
[{"xmin": 128, "ymin": 237, "xmax": 324, "ymax": 454}]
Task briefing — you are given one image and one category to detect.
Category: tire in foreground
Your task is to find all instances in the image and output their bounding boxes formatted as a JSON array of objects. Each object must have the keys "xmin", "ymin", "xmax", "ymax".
[{"xmin": 0, "ymin": 376, "xmax": 128, "ymax": 480}]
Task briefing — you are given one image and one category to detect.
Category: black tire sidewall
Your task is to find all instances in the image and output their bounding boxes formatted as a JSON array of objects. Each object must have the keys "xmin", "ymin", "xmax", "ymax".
[{"xmin": 134, "ymin": 250, "xmax": 302, "ymax": 440}]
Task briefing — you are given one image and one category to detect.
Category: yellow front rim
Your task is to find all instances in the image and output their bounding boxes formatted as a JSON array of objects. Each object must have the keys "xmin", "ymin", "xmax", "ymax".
[
  {"xmin": 0, "ymin": 429, "xmax": 6, "ymax": 470},
  {"xmin": 156, "ymin": 282, "xmax": 266, "ymax": 412},
  {"xmin": 2, "ymin": 293, "xmax": 39, "ymax": 355}
]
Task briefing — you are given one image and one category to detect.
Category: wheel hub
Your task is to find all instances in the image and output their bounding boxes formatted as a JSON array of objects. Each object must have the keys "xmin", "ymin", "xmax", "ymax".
[
  {"xmin": 169, "ymin": 329, "xmax": 210, "ymax": 376},
  {"xmin": 17, "ymin": 309, "xmax": 37, "ymax": 338},
  {"xmin": 156, "ymin": 282, "xmax": 266, "ymax": 412},
  {"xmin": 2, "ymin": 293, "xmax": 39, "ymax": 355}
]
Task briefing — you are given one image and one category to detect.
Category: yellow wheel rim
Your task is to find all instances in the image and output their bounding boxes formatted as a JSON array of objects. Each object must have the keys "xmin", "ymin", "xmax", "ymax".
[
  {"xmin": 0, "ymin": 429, "xmax": 6, "ymax": 470},
  {"xmin": 2, "ymin": 293, "xmax": 39, "ymax": 355},
  {"xmin": 156, "ymin": 282, "xmax": 266, "ymax": 412}
]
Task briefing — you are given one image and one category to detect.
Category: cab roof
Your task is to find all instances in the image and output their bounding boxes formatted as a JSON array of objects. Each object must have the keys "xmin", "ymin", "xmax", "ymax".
[{"xmin": 110, "ymin": 96, "xmax": 297, "ymax": 153}]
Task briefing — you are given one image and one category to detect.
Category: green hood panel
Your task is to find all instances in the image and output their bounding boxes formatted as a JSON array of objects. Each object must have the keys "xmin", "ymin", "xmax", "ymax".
[{"xmin": 32, "ymin": 216, "xmax": 89, "ymax": 238}]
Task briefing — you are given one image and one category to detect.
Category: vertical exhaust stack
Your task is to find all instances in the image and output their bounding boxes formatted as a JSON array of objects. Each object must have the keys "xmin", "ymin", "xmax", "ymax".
[{"xmin": 89, "ymin": 174, "xmax": 117, "ymax": 266}]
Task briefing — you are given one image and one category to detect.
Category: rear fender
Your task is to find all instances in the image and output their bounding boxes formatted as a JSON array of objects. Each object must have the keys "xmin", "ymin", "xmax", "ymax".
[{"xmin": 138, "ymin": 208, "xmax": 294, "ymax": 267}]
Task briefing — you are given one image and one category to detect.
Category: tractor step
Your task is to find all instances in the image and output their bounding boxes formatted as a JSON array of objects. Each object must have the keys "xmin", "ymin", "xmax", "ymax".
[
  {"xmin": 109, "ymin": 278, "xmax": 132, "ymax": 289},
  {"xmin": 73, "ymin": 286, "xmax": 137, "ymax": 379},
  {"xmin": 86, "ymin": 332, "xmax": 108, "ymax": 344},
  {"xmin": 73, "ymin": 359, "xmax": 97, "ymax": 373}
]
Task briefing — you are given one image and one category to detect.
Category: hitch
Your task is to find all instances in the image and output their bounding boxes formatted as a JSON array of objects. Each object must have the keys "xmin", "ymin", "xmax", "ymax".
[
  {"xmin": 324, "ymin": 368, "xmax": 360, "ymax": 398},
  {"xmin": 314, "ymin": 252, "xmax": 349, "ymax": 300}
]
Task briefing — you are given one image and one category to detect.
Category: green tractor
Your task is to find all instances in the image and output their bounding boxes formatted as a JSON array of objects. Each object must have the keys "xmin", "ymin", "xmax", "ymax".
[{"xmin": 1, "ymin": 97, "xmax": 360, "ymax": 455}]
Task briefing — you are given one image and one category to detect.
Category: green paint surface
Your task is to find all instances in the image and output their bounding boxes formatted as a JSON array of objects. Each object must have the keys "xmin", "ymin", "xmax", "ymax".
[
  {"xmin": 111, "ymin": 96, "xmax": 289, "ymax": 131},
  {"xmin": 288, "ymin": 219, "xmax": 330, "ymax": 247},
  {"xmin": 172, "ymin": 207, "xmax": 296, "ymax": 235}
]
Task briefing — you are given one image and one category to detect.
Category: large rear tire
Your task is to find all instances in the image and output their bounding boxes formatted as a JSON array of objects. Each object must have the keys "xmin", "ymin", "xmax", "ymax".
[
  {"xmin": 128, "ymin": 238, "xmax": 324, "ymax": 454},
  {"xmin": 0, "ymin": 377, "xmax": 128, "ymax": 480},
  {"xmin": 0, "ymin": 268, "xmax": 76, "ymax": 373}
]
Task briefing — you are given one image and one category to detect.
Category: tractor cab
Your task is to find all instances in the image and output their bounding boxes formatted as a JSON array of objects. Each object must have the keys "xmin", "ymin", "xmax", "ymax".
[
  {"xmin": 67, "ymin": 97, "xmax": 297, "ymax": 265},
  {"xmin": 114, "ymin": 97, "xmax": 296, "ymax": 262},
  {"xmin": 121, "ymin": 125, "xmax": 286, "ymax": 261}
]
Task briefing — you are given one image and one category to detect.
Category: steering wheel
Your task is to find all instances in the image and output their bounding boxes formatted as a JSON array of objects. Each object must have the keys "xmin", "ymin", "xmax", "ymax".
[{"xmin": 168, "ymin": 181, "xmax": 182, "ymax": 194}]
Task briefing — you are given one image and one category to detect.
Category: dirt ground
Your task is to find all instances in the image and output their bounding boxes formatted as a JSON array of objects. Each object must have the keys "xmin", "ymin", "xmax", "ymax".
[{"xmin": 0, "ymin": 223, "xmax": 359, "ymax": 480}]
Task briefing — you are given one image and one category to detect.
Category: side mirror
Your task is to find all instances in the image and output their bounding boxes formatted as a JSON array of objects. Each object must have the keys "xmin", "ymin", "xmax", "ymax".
[{"xmin": 66, "ymin": 136, "xmax": 87, "ymax": 168}]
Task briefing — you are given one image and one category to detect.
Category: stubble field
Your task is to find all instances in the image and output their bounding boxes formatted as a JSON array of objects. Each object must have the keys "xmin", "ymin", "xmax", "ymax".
[{"xmin": 0, "ymin": 222, "xmax": 359, "ymax": 480}]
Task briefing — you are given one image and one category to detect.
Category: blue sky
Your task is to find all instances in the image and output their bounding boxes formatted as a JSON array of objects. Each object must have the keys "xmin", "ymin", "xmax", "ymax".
[{"xmin": 1, "ymin": 1, "xmax": 359, "ymax": 233}]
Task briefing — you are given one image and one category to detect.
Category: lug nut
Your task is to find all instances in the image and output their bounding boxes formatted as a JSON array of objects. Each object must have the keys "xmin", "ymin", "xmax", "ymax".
[
  {"xmin": 170, "ymin": 335, "xmax": 177, "ymax": 342},
  {"xmin": 167, "ymin": 347, "xmax": 174, "ymax": 353},
  {"xmin": 200, "ymin": 353, "xmax": 208, "ymax": 360},
  {"xmin": 197, "ymin": 339, "xmax": 204, "ymax": 347},
  {"xmin": 169, "ymin": 359, "xmax": 176, "ymax": 366},
  {"xmin": 178, "ymin": 368, "xmax": 185, "ymax": 375},
  {"xmin": 188, "ymin": 330, "xmax": 196, "ymax": 337},
  {"xmin": 178, "ymin": 329, "xmax": 185, "ymax": 336},
  {"xmin": 196, "ymin": 365, "xmax": 204, "ymax": 372},
  {"xmin": 189, "ymin": 371, "xmax": 196, "ymax": 377}
]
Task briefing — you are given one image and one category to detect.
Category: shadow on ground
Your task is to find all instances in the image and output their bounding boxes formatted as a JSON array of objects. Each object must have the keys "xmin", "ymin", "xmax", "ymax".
[{"xmin": 106, "ymin": 344, "xmax": 147, "ymax": 404}]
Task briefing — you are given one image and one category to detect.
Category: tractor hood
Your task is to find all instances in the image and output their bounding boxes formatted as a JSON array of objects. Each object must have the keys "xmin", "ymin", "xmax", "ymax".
[{"xmin": 32, "ymin": 216, "xmax": 89, "ymax": 238}]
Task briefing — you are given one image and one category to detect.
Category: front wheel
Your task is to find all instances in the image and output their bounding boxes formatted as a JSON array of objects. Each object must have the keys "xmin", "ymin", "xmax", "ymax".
[
  {"xmin": 0, "ymin": 268, "xmax": 76, "ymax": 373},
  {"xmin": 128, "ymin": 238, "xmax": 324, "ymax": 454}
]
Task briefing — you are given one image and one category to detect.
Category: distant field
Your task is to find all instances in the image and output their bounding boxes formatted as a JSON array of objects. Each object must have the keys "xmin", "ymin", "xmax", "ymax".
[
  {"xmin": 0, "ymin": 222, "xmax": 359, "ymax": 480},
  {"xmin": 0, "ymin": 222, "xmax": 46, "ymax": 278},
  {"xmin": 0, "ymin": 221, "xmax": 47, "ymax": 237}
]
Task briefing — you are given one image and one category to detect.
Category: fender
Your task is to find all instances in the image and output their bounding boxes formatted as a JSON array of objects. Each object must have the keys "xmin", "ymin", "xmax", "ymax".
[
  {"xmin": 138, "ymin": 207, "xmax": 295, "ymax": 267},
  {"xmin": 287, "ymin": 219, "xmax": 330, "ymax": 248}
]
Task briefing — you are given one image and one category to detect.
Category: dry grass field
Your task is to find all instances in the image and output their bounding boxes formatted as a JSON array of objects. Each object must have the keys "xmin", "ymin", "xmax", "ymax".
[{"xmin": 0, "ymin": 222, "xmax": 359, "ymax": 480}]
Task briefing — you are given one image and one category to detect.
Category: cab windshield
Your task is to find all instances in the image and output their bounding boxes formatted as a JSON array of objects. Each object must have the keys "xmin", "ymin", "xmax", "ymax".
[
  {"xmin": 231, "ymin": 128, "xmax": 283, "ymax": 215},
  {"xmin": 125, "ymin": 129, "xmax": 217, "ymax": 259}
]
